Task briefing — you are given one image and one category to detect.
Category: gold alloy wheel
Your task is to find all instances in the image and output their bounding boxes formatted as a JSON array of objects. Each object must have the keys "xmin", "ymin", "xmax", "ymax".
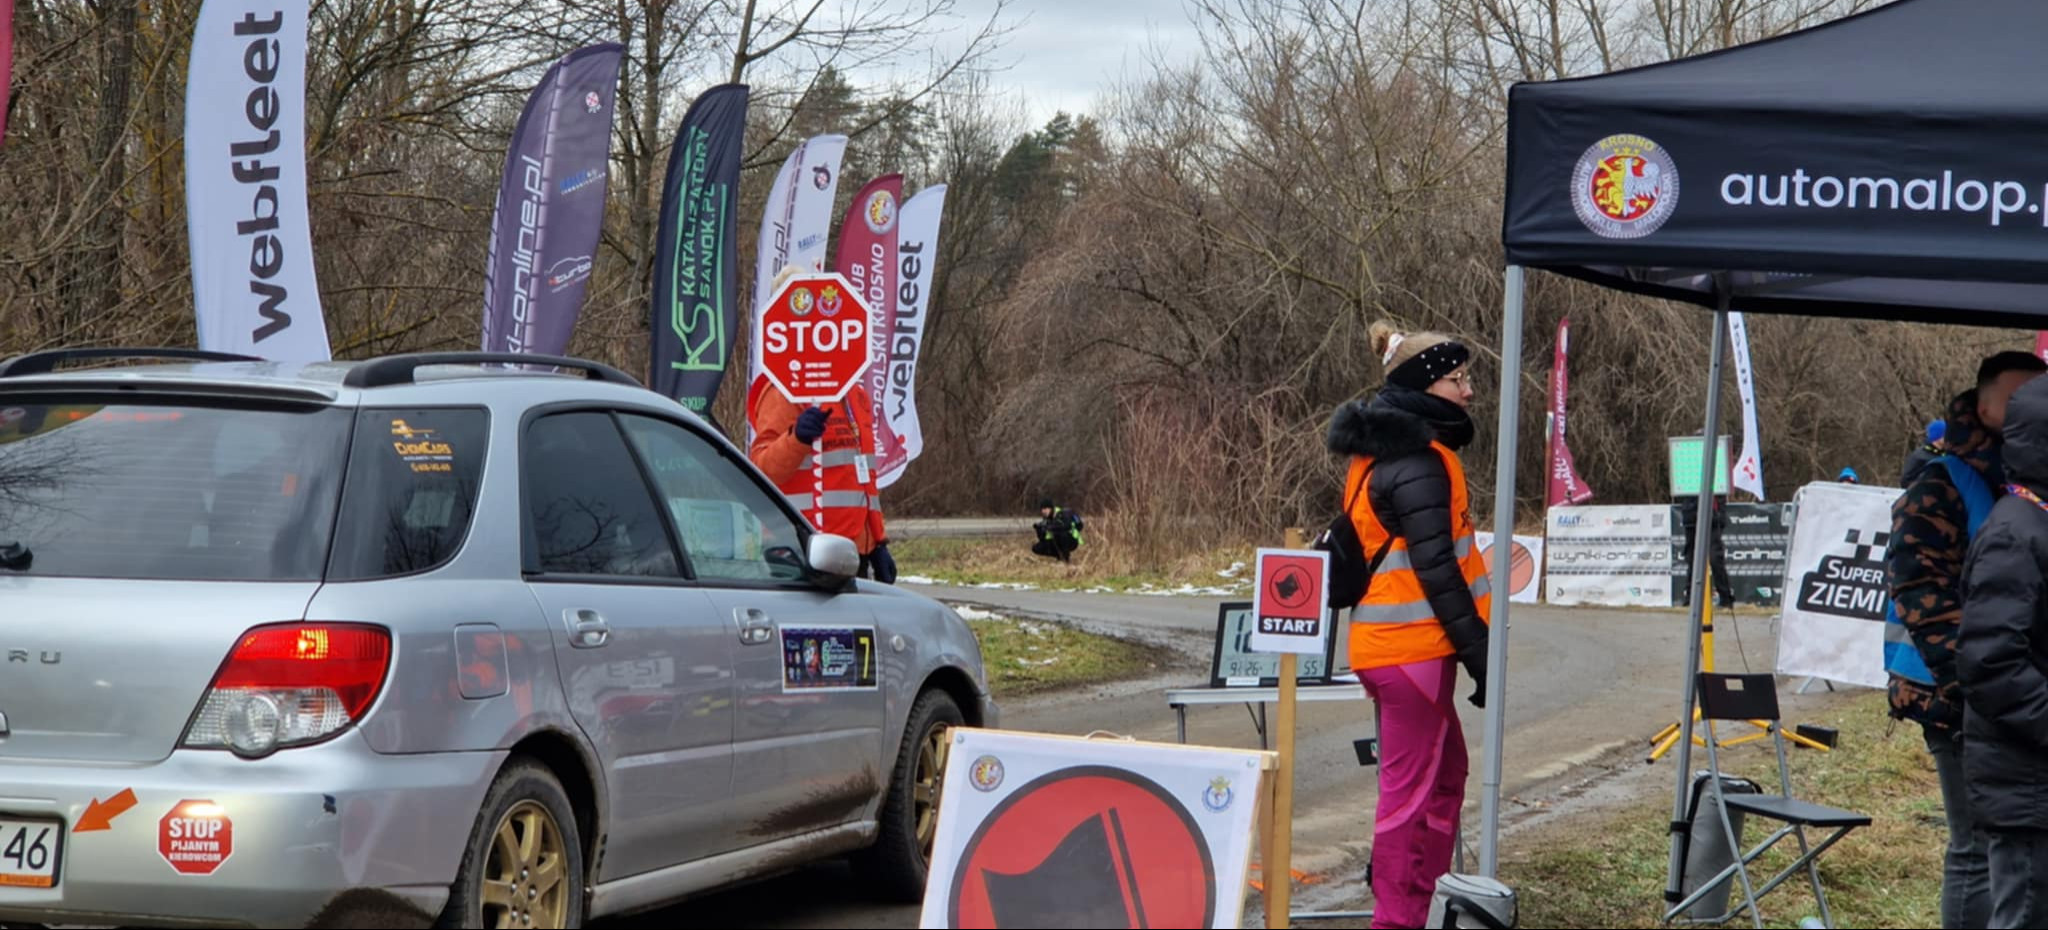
[
  {"xmin": 914, "ymin": 724, "xmax": 951, "ymax": 859},
  {"xmin": 480, "ymin": 800, "xmax": 570, "ymax": 929}
]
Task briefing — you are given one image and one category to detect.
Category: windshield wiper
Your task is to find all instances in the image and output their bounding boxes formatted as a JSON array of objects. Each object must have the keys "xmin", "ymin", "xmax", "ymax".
[{"xmin": 0, "ymin": 542, "xmax": 31, "ymax": 571}]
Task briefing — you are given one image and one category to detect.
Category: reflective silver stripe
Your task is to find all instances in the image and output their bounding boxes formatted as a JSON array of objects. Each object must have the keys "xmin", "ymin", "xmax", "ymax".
[
  {"xmin": 1353, "ymin": 600, "xmax": 1438, "ymax": 624},
  {"xmin": 796, "ymin": 449, "xmax": 863, "ymax": 470},
  {"xmin": 1353, "ymin": 573, "xmax": 1494, "ymax": 625},
  {"xmin": 1374, "ymin": 537, "xmax": 1477, "ymax": 574},
  {"xmin": 784, "ymin": 490, "xmax": 876, "ymax": 510},
  {"xmin": 869, "ymin": 494, "xmax": 884, "ymax": 508}
]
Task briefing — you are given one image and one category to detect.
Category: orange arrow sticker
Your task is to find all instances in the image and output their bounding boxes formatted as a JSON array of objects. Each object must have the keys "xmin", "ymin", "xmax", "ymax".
[{"xmin": 75, "ymin": 788, "xmax": 138, "ymax": 833}]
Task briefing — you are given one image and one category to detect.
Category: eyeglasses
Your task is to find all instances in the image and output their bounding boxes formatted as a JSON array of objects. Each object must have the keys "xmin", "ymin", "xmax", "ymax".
[{"xmin": 1442, "ymin": 372, "xmax": 1473, "ymax": 387}]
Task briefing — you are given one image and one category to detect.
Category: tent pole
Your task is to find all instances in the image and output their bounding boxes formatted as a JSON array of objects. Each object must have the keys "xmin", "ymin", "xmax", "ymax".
[
  {"xmin": 1665, "ymin": 280, "xmax": 1732, "ymax": 904},
  {"xmin": 1479, "ymin": 265, "xmax": 1524, "ymax": 879}
]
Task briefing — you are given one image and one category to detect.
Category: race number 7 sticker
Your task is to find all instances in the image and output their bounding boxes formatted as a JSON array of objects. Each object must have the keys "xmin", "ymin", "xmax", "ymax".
[{"xmin": 781, "ymin": 626, "xmax": 879, "ymax": 692}]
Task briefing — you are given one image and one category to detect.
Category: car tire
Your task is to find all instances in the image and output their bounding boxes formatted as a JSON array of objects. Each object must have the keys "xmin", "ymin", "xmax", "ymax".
[
  {"xmin": 438, "ymin": 760, "xmax": 587, "ymax": 930},
  {"xmin": 854, "ymin": 688, "xmax": 965, "ymax": 901}
]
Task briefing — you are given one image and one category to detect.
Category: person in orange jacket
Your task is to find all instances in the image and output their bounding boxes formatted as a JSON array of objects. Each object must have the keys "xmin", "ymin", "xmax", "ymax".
[
  {"xmin": 1326, "ymin": 321, "xmax": 1489, "ymax": 930},
  {"xmin": 747, "ymin": 372, "xmax": 895, "ymax": 583}
]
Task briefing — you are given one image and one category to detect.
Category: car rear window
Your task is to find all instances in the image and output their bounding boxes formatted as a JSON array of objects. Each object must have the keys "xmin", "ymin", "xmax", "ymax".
[
  {"xmin": 0, "ymin": 398, "xmax": 352, "ymax": 581},
  {"xmin": 327, "ymin": 408, "xmax": 490, "ymax": 580}
]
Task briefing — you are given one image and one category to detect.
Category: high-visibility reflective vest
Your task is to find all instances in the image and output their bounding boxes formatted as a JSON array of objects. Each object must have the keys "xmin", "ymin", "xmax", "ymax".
[
  {"xmin": 1344, "ymin": 442, "xmax": 1492, "ymax": 672},
  {"xmin": 1885, "ymin": 455, "xmax": 1991, "ymax": 686},
  {"xmin": 748, "ymin": 378, "xmax": 888, "ymax": 554}
]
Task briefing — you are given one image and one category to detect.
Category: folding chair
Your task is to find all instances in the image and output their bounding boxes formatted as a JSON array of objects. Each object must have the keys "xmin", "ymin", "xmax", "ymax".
[{"xmin": 1664, "ymin": 673, "xmax": 1871, "ymax": 929}]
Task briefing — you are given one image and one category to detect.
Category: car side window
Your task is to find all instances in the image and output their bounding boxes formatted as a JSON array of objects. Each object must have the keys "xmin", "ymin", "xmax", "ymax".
[
  {"xmin": 617, "ymin": 414, "xmax": 807, "ymax": 583},
  {"xmin": 523, "ymin": 411, "xmax": 679, "ymax": 578}
]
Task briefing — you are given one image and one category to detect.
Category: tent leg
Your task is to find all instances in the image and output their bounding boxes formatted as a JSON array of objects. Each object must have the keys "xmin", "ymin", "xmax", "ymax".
[
  {"xmin": 1666, "ymin": 284, "xmax": 1733, "ymax": 905},
  {"xmin": 1479, "ymin": 265, "xmax": 1525, "ymax": 880}
]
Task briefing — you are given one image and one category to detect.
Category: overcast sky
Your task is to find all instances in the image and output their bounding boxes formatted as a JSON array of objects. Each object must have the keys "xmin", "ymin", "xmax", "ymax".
[{"xmin": 931, "ymin": 0, "xmax": 1204, "ymax": 125}]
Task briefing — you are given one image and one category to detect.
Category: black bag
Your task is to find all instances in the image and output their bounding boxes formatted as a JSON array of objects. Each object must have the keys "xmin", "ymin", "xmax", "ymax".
[{"xmin": 1315, "ymin": 466, "xmax": 1395, "ymax": 609}]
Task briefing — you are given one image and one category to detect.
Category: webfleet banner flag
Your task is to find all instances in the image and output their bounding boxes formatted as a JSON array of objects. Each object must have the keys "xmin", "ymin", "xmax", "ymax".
[
  {"xmin": 747, "ymin": 135, "xmax": 847, "ymax": 389},
  {"xmin": 1547, "ymin": 318, "xmax": 1592, "ymax": 507},
  {"xmin": 185, "ymin": 0, "xmax": 329, "ymax": 361},
  {"xmin": 876, "ymin": 184, "xmax": 947, "ymax": 488},
  {"xmin": 837, "ymin": 174, "xmax": 903, "ymax": 468},
  {"xmin": 480, "ymin": 43, "xmax": 622, "ymax": 356}
]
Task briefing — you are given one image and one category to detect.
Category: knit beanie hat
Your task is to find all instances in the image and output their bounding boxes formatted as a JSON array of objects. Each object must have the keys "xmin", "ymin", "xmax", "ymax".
[{"xmin": 1371, "ymin": 321, "xmax": 1472, "ymax": 391}]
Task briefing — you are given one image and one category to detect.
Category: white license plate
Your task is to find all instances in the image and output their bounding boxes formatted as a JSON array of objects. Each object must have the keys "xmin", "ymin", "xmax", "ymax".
[{"xmin": 0, "ymin": 818, "xmax": 61, "ymax": 889}]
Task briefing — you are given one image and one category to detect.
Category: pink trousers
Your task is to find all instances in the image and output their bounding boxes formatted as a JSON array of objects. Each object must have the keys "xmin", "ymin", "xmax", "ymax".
[{"xmin": 1357, "ymin": 656, "xmax": 1467, "ymax": 930}]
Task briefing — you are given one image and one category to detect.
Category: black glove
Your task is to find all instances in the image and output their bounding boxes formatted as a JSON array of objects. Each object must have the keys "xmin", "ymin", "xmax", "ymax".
[
  {"xmin": 1456, "ymin": 639, "xmax": 1488, "ymax": 708},
  {"xmin": 868, "ymin": 543, "xmax": 897, "ymax": 584},
  {"xmin": 1441, "ymin": 615, "xmax": 1489, "ymax": 708},
  {"xmin": 794, "ymin": 405, "xmax": 832, "ymax": 444}
]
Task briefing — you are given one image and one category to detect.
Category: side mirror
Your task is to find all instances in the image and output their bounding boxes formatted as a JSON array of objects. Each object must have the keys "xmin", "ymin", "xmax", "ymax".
[{"xmin": 806, "ymin": 534, "xmax": 861, "ymax": 587}]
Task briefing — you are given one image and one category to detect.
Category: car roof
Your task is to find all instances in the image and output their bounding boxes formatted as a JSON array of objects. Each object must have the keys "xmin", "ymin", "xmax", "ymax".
[{"xmin": 0, "ymin": 356, "xmax": 707, "ymax": 424}]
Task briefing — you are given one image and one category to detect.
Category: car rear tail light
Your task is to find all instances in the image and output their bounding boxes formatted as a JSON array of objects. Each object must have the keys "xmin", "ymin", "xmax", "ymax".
[{"xmin": 182, "ymin": 624, "xmax": 391, "ymax": 758}]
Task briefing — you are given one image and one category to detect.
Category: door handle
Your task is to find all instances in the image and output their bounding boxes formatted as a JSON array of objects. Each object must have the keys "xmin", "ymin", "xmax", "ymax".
[
  {"xmin": 564, "ymin": 609, "xmax": 610, "ymax": 649},
  {"xmin": 736, "ymin": 608, "xmax": 775, "ymax": 646}
]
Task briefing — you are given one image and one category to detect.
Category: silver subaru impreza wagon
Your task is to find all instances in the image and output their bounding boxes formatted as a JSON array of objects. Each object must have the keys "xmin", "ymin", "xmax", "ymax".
[{"xmin": 0, "ymin": 348, "xmax": 995, "ymax": 928}]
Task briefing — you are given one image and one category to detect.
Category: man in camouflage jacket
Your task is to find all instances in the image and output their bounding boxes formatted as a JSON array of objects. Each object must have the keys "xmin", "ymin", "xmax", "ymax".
[{"xmin": 1888, "ymin": 350, "xmax": 2046, "ymax": 929}]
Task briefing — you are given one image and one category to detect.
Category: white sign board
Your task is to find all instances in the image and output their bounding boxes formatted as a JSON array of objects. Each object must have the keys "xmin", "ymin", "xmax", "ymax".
[
  {"xmin": 1545, "ymin": 505, "xmax": 1674, "ymax": 607},
  {"xmin": 920, "ymin": 729, "xmax": 1271, "ymax": 929},
  {"xmin": 1775, "ymin": 482, "xmax": 1902, "ymax": 690},
  {"xmin": 1249, "ymin": 548, "xmax": 1330, "ymax": 656},
  {"xmin": 1475, "ymin": 532, "xmax": 1546, "ymax": 604}
]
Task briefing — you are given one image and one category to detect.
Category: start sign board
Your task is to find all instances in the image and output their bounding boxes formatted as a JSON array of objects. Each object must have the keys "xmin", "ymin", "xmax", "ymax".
[
  {"xmin": 756, "ymin": 272, "xmax": 876, "ymax": 403},
  {"xmin": 1249, "ymin": 548, "xmax": 1329, "ymax": 655}
]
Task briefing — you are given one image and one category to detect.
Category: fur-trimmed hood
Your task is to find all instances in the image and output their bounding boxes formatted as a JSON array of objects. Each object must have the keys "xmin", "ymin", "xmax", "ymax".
[{"xmin": 1326, "ymin": 395, "xmax": 1436, "ymax": 460}]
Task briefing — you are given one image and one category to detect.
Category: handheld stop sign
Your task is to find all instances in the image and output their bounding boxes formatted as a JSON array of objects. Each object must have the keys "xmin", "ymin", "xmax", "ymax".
[{"xmin": 756, "ymin": 272, "xmax": 877, "ymax": 404}]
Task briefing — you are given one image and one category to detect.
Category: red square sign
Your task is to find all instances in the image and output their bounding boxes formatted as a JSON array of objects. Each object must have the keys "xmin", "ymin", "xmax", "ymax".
[{"xmin": 1251, "ymin": 548, "xmax": 1329, "ymax": 655}]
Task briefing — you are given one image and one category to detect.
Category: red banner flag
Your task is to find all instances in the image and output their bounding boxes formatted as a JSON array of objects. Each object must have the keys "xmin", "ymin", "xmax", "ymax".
[
  {"xmin": 1, "ymin": 0, "xmax": 13, "ymax": 146},
  {"xmin": 1549, "ymin": 318, "xmax": 1595, "ymax": 508},
  {"xmin": 834, "ymin": 174, "xmax": 904, "ymax": 469}
]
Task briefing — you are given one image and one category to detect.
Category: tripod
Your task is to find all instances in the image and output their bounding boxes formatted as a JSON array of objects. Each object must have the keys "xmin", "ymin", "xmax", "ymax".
[{"xmin": 1648, "ymin": 569, "xmax": 1832, "ymax": 762}]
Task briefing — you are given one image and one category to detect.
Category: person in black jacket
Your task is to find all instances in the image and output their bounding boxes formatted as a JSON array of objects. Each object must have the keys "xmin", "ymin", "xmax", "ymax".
[
  {"xmin": 1676, "ymin": 493, "xmax": 1736, "ymax": 609},
  {"xmin": 1325, "ymin": 321, "xmax": 1489, "ymax": 930},
  {"xmin": 1961, "ymin": 374, "xmax": 2048, "ymax": 929},
  {"xmin": 1030, "ymin": 499, "xmax": 1082, "ymax": 562},
  {"xmin": 1904, "ymin": 418, "xmax": 1947, "ymax": 486},
  {"xmin": 1897, "ymin": 351, "xmax": 2045, "ymax": 930}
]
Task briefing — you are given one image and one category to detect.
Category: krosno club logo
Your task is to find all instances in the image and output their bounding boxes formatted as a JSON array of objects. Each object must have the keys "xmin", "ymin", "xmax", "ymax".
[
  {"xmin": 864, "ymin": 190, "xmax": 899, "ymax": 233},
  {"xmin": 1573, "ymin": 134, "xmax": 1679, "ymax": 239}
]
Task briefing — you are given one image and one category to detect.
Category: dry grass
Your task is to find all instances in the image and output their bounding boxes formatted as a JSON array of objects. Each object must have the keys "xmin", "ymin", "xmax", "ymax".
[
  {"xmin": 961, "ymin": 609, "xmax": 1163, "ymax": 699},
  {"xmin": 893, "ymin": 532, "xmax": 1260, "ymax": 594},
  {"xmin": 1507, "ymin": 692, "xmax": 1942, "ymax": 929}
]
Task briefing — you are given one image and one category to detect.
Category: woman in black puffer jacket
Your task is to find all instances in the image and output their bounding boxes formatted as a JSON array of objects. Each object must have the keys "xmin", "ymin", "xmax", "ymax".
[{"xmin": 1326, "ymin": 321, "xmax": 1491, "ymax": 930}]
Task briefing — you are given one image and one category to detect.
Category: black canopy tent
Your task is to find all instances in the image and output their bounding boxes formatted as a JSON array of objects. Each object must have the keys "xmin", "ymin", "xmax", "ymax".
[{"xmin": 1477, "ymin": 0, "xmax": 2048, "ymax": 910}]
